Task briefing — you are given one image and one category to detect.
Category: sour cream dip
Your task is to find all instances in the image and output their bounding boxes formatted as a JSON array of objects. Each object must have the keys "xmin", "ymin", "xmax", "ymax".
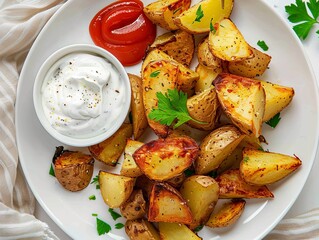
[{"xmin": 41, "ymin": 52, "xmax": 125, "ymax": 138}]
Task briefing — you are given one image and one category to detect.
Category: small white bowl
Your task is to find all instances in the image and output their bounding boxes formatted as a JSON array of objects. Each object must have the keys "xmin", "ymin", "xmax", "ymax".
[{"xmin": 33, "ymin": 44, "xmax": 131, "ymax": 147}]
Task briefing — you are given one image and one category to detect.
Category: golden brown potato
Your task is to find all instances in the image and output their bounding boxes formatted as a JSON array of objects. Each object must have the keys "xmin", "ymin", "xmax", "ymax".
[
  {"xmin": 159, "ymin": 222, "xmax": 202, "ymax": 240},
  {"xmin": 150, "ymin": 30, "xmax": 195, "ymax": 66},
  {"xmin": 197, "ymin": 37, "xmax": 223, "ymax": 70},
  {"xmin": 259, "ymin": 80, "xmax": 295, "ymax": 122},
  {"xmin": 227, "ymin": 47, "xmax": 271, "ymax": 78},
  {"xmin": 88, "ymin": 123, "xmax": 132, "ymax": 166},
  {"xmin": 120, "ymin": 139, "xmax": 144, "ymax": 177},
  {"xmin": 187, "ymin": 86, "xmax": 220, "ymax": 131},
  {"xmin": 206, "ymin": 199, "xmax": 246, "ymax": 228},
  {"xmin": 144, "ymin": 0, "xmax": 191, "ymax": 30},
  {"xmin": 99, "ymin": 171, "xmax": 135, "ymax": 208},
  {"xmin": 120, "ymin": 189, "xmax": 147, "ymax": 220},
  {"xmin": 128, "ymin": 73, "xmax": 148, "ymax": 140},
  {"xmin": 240, "ymin": 148, "xmax": 302, "ymax": 185},
  {"xmin": 142, "ymin": 60, "xmax": 179, "ymax": 137},
  {"xmin": 166, "ymin": 172, "xmax": 186, "ymax": 188},
  {"xmin": 195, "ymin": 125, "xmax": 244, "ymax": 175},
  {"xmin": 216, "ymin": 169, "xmax": 274, "ymax": 199},
  {"xmin": 135, "ymin": 174, "xmax": 156, "ymax": 198},
  {"xmin": 174, "ymin": 0, "xmax": 234, "ymax": 34},
  {"xmin": 125, "ymin": 218, "xmax": 160, "ymax": 240},
  {"xmin": 142, "ymin": 49, "xmax": 199, "ymax": 96},
  {"xmin": 180, "ymin": 175, "xmax": 219, "ymax": 229},
  {"xmin": 148, "ymin": 182, "xmax": 193, "ymax": 224},
  {"xmin": 214, "ymin": 73, "xmax": 266, "ymax": 138},
  {"xmin": 133, "ymin": 136, "xmax": 199, "ymax": 181},
  {"xmin": 53, "ymin": 146, "xmax": 94, "ymax": 192},
  {"xmin": 195, "ymin": 63, "xmax": 222, "ymax": 93},
  {"xmin": 208, "ymin": 18, "xmax": 253, "ymax": 61}
]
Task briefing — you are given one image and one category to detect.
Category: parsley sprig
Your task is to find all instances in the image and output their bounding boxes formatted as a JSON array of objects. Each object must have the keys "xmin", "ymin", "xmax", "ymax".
[
  {"xmin": 148, "ymin": 89, "xmax": 205, "ymax": 129},
  {"xmin": 285, "ymin": 0, "xmax": 319, "ymax": 39},
  {"xmin": 266, "ymin": 112, "xmax": 281, "ymax": 128},
  {"xmin": 193, "ymin": 5, "xmax": 204, "ymax": 23}
]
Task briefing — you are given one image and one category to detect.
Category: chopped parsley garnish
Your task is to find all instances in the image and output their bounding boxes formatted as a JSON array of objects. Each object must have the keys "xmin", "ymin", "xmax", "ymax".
[
  {"xmin": 115, "ymin": 223, "xmax": 125, "ymax": 229},
  {"xmin": 91, "ymin": 175, "xmax": 100, "ymax": 189},
  {"xmin": 92, "ymin": 213, "xmax": 98, "ymax": 217},
  {"xmin": 210, "ymin": 19, "xmax": 216, "ymax": 33},
  {"xmin": 150, "ymin": 70, "xmax": 160, "ymax": 78},
  {"xmin": 96, "ymin": 218, "xmax": 111, "ymax": 236},
  {"xmin": 243, "ymin": 156, "xmax": 249, "ymax": 163},
  {"xmin": 266, "ymin": 112, "xmax": 281, "ymax": 128},
  {"xmin": 257, "ymin": 40, "xmax": 269, "ymax": 51},
  {"xmin": 285, "ymin": 0, "xmax": 319, "ymax": 40},
  {"xmin": 89, "ymin": 195, "xmax": 96, "ymax": 200},
  {"xmin": 108, "ymin": 208, "xmax": 122, "ymax": 221},
  {"xmin": 193, "ymin": 5, "xmax": 204, "ymax": 23},
  {"xmin": 49, "ymin": 164, "xmax": 55, "ymax": 177},
  {"xmin": 148, "ymin": 89, "xmax": 205, "ymax": 129},
  {"xmin": 193, "ymin": 225, "xmax": 204, "ymax": 232}
]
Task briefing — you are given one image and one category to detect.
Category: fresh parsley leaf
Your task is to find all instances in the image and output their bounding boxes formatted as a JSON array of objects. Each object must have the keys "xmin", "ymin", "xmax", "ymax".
[
  {"xmin": 193, "ymin": 5, "xmax": 204, "ymax": 23},
  {"xmin": 148, "ymin": 89, "xmax": 205, "ymax": 129},
  {"xmin": 49, "ymin": 164, "xmax": 55, "ymax": 177},
  {"xmin": 96, "ymin": 218, "xmax": 111, "ymax": 236},
  {"xmin": 285, "ymin": 0, "xmax": 319, "ymax": 39},
  {"xmin": 108, "ymin": 208, "xmax": 121, "ymax": 221},
  {"xmin": 89, "ymin": 195, "xmax": 96, "ymax": 200},
  {"xmin": 210, "ymin": 19, "xmax": 216, "ymax": 33},
  {"xmin": 257, "ymin": 40, "xmax": 269, "ymax": 51},
  {"xmin": 150, "ymin": 70, "xmax": 160, "ymax": 78},
  {"xmin": 115, "ymin": 223, "xmax": 125, "ymax": 229},
  {"xmin": 193, "ymin": 225, "xmax": 204, "ymax": 232},
  {"xmin": 91, "ymin": 175, "xmax": 100, "ymax": 189},
  {"xmin": 266, "ymin": 112, "xmax": 281, "ymax": 128},
  {"xmin": 243, "ymin": 156, "xmax": 249, "ymax": 163},
  {"xmin": 92, "ymin": 213, "xmax": 98, "ymax": 217}
]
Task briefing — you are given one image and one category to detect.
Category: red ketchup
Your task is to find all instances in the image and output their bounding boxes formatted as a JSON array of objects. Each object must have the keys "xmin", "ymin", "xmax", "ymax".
[{"xmin": 89, "ymin": 0, "xmax": 156, "ymax": 66}]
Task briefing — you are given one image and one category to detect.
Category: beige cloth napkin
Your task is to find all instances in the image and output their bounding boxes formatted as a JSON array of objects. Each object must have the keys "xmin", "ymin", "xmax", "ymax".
[{"xmin": 0, "ymin": 0, "xmax": 318, "ymax": 239}]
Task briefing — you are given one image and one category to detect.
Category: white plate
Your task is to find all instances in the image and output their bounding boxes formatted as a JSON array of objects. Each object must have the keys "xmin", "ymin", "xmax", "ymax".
[{"xmin": 16, "ymin": 0, "xmax": 319, "ymax": 239}]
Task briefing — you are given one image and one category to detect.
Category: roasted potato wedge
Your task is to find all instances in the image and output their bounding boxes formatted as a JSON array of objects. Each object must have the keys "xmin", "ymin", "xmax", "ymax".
[
  {"xmin": 195, "ymin": 63, "xmax": 222, "ymax": 93},
  {"xmin": 135, "ymin": 174, "xmax": 156, "ymax": 198},
  {"xmin": 180, "ymin": 175, "xmax": 219, "ymax": 229},
  {"xmin": 195, "ymin": 125, "xmax": 244, "ymax": 174},
  {"xmin": 150, "ymin": 30, "xmax": 195, "ymax": 66},
  {"xmin": 206, "ymin": 199, "xmax": 246, "ymax": 228},
  {"xmin": 166, "ymin": 172, "xmax": 186, "ymax": 188},
  {"xmin": 128, "ymin": 73, "xmax": 148, "ymax": 140},
  {"xmin": 227, "ymin": 47, "xmax": 271, "ymax": 78},
  {"xmin": 143, "ymin": 60, "xmax": 179, "ymax": 137},
  {"xmin": 209, "ymin": 18, "xmax": 253, "ymax": 61},
  {"xmin": 148, "ymin": 182, "xmax": 193, "ymax": 224},
  {"xmin": 259, "ymin": 80, "xmax": 295, "ymax": 122},
  {"xmin": 214, "ymin": 73, "xmax": 266, "ymax": 137},
  {"xmin": 53, "ymin": 146, "xmax": 94, "ymax": 192},
  {"xmin": 144, "ymin": 0, "xmax": 191, "ymax": 30},
  {"xmin": 159, "ymin": 222, "xmax": 202, "ymax": 240},
  {"xmin": 133, "ymin": 136, "xmax": 199, "ymax": 181},
  {"xmin": 125, "ymin": 218, "xmax": 160, "ymax": 240},
  {"xmin": 88, "ymin": 123, "xmax": 132, "ymax": 166},
  {"xmin": 174, "ymin": 0, "xmax": 234, "ymax": 34},
  {"xmin": 187, "ymin": 86, "xmax": 220, "ymax": 131},
  {"xmin": 197, "ymin": 37, "xmax": 223, "ymax": 70},
  {"xmin": 216, "ymin": 169, "xmax": 274, "ymax": 199},
  {"xmin": 120, "ymin": 139, "xmax": 144, "ymax": 177},
  {"xmin": 120, "ymin": 189, "xmax": 147, "ymax": 220},
  {"xmin": 240, "ymin": 148, "xmax": 302, "ymax": 185},
  {"xmin": 99, "ymin": 171, "xmax": 135, "ymax": 208},
  {"xmin": 142, "ymin": 49, "xmax": 199, "ymax": 96}
]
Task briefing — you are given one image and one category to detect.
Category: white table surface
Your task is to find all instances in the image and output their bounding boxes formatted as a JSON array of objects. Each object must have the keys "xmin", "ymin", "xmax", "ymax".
[{"xmin": 34, "ymin": 0, "xmax": 319, "ymax": 239}]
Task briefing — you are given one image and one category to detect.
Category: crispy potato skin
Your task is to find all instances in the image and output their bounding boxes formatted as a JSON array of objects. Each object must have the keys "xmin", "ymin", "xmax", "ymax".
[
  {"xmin": 148, "ymin": 182, "xmax": 193, "ymax": 224},
  {"xmin": 88, "ymin": 123, "xmax": 133, "ymax": 166},
  {"xmin": 133, "ymin": 136, "xmax": 199, "ymax": 181},
  {"xmin": 144, "ymin": 0, "xmax": 191, "ymax": 30},
  {"xmin": 216, "ymin": 169, "xmax": 274, "ymax": 199},
  {"xmin": 125, "ymin": 218, "xmax": 160, "ymax": 240},
  {"xmin": 180, "ymin": 175, "xmax": 219, "ymax": 229},
  {"xmin": 120, "ymin": 189, "xmax": 147, "ymax": 220},
  {"xmin": 240, "ymin": 148, "xmax": 302, "ymax": 185},
  {"xmin": 197, "ymin": 37, "xmax": 223, "ymax": 70},
  {"xmin": 53, "ymin": 148, "xmax": 94, "ymax": 192},
  {"xmin": 150, "ymin": 30, "xmax": 195, "ymax": 66},
  {"xmin": 174, "ymin": 0, "xmax": 234, "ymax": 34},
  {"xmin": 206, "ymin": 199, "xmax": 246, "ymax": 228},
  {"xmin": 128, "ymin": 74, "xmax": 148, "ymax": 140}
]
